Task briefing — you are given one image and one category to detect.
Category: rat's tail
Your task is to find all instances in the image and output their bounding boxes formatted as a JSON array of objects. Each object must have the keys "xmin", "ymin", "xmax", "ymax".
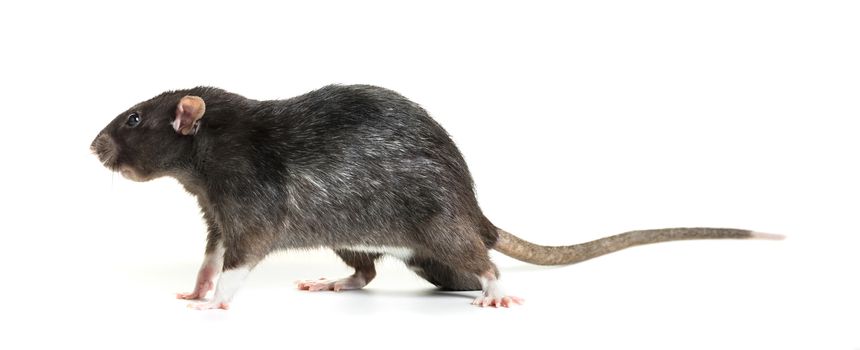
[{"xmin": 493, "ymin": 227, "xmax": 784, "ymax": 266}]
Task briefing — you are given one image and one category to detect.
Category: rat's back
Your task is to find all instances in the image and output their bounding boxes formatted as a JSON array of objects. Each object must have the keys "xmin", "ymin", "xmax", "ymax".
[{"xmin": 211, "ymin": 84, "xmax": 487, "ymax": 249}]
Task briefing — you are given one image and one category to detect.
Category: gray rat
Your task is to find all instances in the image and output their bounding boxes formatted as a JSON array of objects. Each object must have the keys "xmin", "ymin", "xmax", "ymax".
[{"xmin": 90, "ymin": 85, "xmax": 782, "ymax": 309}]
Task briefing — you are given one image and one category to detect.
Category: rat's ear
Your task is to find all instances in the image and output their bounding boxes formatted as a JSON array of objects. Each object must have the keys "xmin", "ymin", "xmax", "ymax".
[{"xmin": 173, "ymin": 96, "xmax": 206, "ymax": 135}]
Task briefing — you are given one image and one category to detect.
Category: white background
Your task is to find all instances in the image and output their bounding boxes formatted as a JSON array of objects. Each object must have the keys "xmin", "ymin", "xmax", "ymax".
[{"xmin": 1, "ymin": 1, "xmax": 857, "ymax": 349}]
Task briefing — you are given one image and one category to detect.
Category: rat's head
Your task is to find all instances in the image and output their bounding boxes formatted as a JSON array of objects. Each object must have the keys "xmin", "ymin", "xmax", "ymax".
[{"xmin": 91, "ymin": 90, "xmax": 206, "ymax": 182}]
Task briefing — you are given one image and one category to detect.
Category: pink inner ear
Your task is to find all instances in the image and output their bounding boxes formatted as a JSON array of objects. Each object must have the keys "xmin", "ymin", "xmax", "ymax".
[
  {"xmin": 174, "ymin": 96, "xmax": 205, "ymax": 135},
  {"xmin": 172, "ymin": 105, "xmax": 185, "ymax": 132}
]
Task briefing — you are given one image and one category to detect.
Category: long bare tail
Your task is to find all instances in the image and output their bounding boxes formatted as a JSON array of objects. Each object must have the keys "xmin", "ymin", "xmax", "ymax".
[{"xmin": 493, "ymin": 227, "xmax": 784, "ymax": 266}]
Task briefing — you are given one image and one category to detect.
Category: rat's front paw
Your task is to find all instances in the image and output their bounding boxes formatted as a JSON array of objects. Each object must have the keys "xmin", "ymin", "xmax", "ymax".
[
  {"xmin": 187, "ymin": 301, "xmax": 230, "ymax": 310},
  {"xmin": 176, "ymin": 291, "xmax": 204, "ymax": 300}
]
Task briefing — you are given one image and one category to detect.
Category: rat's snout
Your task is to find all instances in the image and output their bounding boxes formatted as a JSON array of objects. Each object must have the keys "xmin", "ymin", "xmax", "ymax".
[{"xmin": 91, "ymin": 132, "xmax": 119, "ymax": 169}]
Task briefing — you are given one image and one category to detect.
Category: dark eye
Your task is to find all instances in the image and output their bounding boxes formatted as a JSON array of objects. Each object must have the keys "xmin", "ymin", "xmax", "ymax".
[{"xmin": 126, "ymin": 112, "xmax": 141, "ymax": 127}]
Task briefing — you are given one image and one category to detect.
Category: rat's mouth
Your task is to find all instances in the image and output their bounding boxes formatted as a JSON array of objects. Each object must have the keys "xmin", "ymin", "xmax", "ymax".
[
  {"xmin": 119, "ymin": 167, "xmax": 140, "ymax": 181},
  {"xmin": 90, "ymin": 134, "xmax": 150, "ymax": 182}
]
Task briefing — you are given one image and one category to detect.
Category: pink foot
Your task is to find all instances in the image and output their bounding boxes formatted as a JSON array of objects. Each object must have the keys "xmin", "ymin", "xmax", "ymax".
[
  {"xmin": 187, "ymin": 301, "xmax": 230, "ymax": 310},
  {"xmin": 176, "ymin": 280, "xmax": 214, "ymax": 300},
  {"xmin": 472, "ymin": 295, "xmax": 525, "ymax": 308},
  {"xmin": 296, "ymin": 275, "xmax": 367, "ymax": 292}
]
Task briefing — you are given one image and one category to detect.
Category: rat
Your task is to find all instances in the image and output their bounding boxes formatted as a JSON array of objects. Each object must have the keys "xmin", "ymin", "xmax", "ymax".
[{"xmin": 90, "ymin": 85, "xmax": 783, "ymax": 309}]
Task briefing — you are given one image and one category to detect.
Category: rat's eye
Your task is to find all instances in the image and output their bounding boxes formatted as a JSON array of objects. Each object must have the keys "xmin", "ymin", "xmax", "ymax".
[{"xmin": 126, "ymin": 112, "xmax": 141, "ymax": 127}]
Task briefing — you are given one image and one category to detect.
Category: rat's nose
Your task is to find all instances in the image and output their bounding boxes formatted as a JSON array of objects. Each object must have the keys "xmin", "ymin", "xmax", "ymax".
[
  {"xmin": 90, "ymin": 133, "xmax": 105, "ymax": 153},
  {"xmin": 91, "ymin": 133, "xmax": 118, "ymax": 166}
]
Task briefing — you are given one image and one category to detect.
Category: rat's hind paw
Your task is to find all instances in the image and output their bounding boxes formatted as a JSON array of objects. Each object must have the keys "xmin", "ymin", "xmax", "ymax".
[
  {"xmin": 296, "ymin": 275, "xmax": 367, "ymax": 292},
  {"xmin": 472, "ymin": 295, "xmax": 524, "ymax": 308}
]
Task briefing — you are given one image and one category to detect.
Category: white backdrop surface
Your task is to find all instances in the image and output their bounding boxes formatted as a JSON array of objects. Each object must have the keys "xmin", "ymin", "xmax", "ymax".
[{"xmin": 0, "ymin": 1, "xmax": 857, "ymax": 349}]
